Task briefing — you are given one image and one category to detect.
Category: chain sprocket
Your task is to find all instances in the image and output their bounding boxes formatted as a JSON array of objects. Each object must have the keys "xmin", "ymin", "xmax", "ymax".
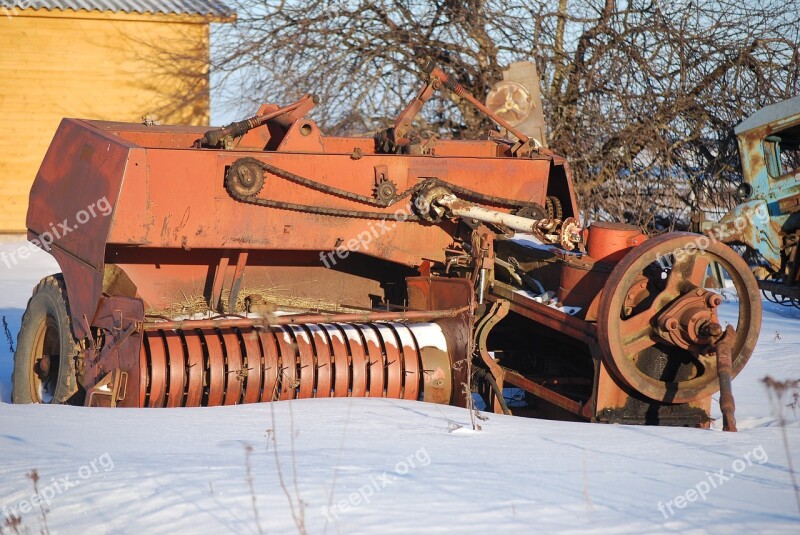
[
  {"xmin": 374, "ymin": 179, "xmax": 398, "ymax": 203},
  {"xmin": 225, "ymin": 157, "xmax": 266, "ymax": 197},
  {"xmin": 545, "ymin": 196, "xmax": 563, "ymax": 219},
  {"xmin": 225, "ymin": 157, "xmax": 550, "ymax": 220},
  {"xmin": 514, "ymin": 204, "xmax": 547, "ymax": 220}
]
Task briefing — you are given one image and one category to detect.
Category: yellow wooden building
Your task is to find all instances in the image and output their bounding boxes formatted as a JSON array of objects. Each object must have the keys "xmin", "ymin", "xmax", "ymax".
[{"xmin": 0, "ymin": 0, "xmax": 233, "ymax": 232}]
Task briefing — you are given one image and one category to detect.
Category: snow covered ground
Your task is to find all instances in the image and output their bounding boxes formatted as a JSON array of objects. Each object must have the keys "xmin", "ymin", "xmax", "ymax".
[{"xmin": 0, "ymin": 237, "xmax": 798, "ymax": 534}]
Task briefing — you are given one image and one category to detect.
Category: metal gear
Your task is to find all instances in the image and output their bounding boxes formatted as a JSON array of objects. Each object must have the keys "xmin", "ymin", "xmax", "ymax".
[
  {"xmin": 545, "ymin": 196, "xmax": 563, "ymax": 219},
  {"xmin": 513, "ymin": 203, "xmax": 547, "ymax": 220},
  {"xmin": 225, "ymin": 158, "xmax": 550, "ymax": 219},
  {"xmin": 373, "ymin": 179, "xmax": 398, "ymax": 203},
  {"xmin": 559, "ymin": 217, "xmax": 582, "ymax": 250},
  {"xmin": 225, "ymin": 157, "xmax": 266, "ymax": 197}
]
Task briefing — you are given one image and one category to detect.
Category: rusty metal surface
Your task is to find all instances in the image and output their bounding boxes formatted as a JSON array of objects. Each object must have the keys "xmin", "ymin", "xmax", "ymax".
[
  {"xmin": 715, "ymin": 325, "xmax": 738, "ymax": 432},
  {"xmin": 274, "ymin": 326, "xmax": 297, "ymax": 401},
  {"xmin": 556, "ymin": 256, "xmax": 609, "ymax": 320},
  {"xmin": 474, "ymin": 300, "xmax": 510, "ymax": 414},
  {"xmin": 110, "ymin": 249, "xmax": 392, "ymax": 314},
  {"xmin": 502, "ymin": 368, "xmax": 585, "ymax": 418},
  {"xmin": 343, "ymin": 325, "xmax": 369, "ymax": 397},
  {"xmin": 203, "ymin": 329, "xmax": 225, "ymax": 406},
  {"xmin": 418, "ymin": 345, "xmax": 452, "ymax": 405},
  {"xmin": 597, "ymin": 232, "xmax": 761, "ymax": 405},
  {"xmin": 357, "ymin": 324, "xmax": 384, "ymax": 398},
  {"xmin": 406, "ymin": 276, "xmax": 472, "ymax": 408},
  {"xmin": 377, "ymin": 323, "xmax": 403, "ymax": 399},
  {"xmin": 221, "ymin": 330, "xmax": 243, "ymax": 405},
  {"xmin": 163, "ymin": 332, "xmax": 185, "ymax": 408},
  {"xmin": 183, "ymin": 333, "xmax": 204, "ymax": 407},
  {"xmin": 82, "ymin": 295, "xmax": 144, "ymax": 408},
  {"xmin": 257, "ymin": 329, "xmax": 280, "ymax": 401},
  {"xmin": 142, "ymin": 331, "xmax": 167, "ymax": 408},
  {"xmin": 114, "ymin": 145, "xmax": 551, "ymax": 254},
  {"xmin": 489, "ymin": 281, "xmax": 597, "ymax": 345},
  {"xmin": 199, "ymin": 96, "xmax": 316, "ymax": 148},
  {"xmin": 287, "ymin": 325, "xmax": 315, "ymax": 399},
  {"xmin": 417, "ymin": 57, "xmax": 531, "ymax": 148},
  {"xmin": 133, "ymin": 321, "xmax": 448, "ymax": 407},
  {"xmin": 584, "ymin": 222, "xmax": 647, "ymax": 262},
  {"xmin": 25, "ymin": 120, "xmax": 140, "ymax": 339},
  {"xmin": 25, "ymin": 107, "xmax": 567, "ymax": 339},
  {"xmin": 240, "ymin": 329, "xmax": 263, "ymax": 404},
  {"xmin": 21, "ymin": 62, "xmax": 575, "ymax": 354},
  {"xmin": 143, "ymin": 307, "xmax": 468, "ymax": 331}
]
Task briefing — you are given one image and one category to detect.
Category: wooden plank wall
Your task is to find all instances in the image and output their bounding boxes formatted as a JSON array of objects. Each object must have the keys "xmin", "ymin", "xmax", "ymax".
[{"xmin": 0, "ymin": 9, "xmax": 212, "ymax": 232}]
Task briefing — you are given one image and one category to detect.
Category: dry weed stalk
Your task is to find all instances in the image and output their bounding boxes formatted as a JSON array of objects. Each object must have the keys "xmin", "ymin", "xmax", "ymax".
[{"xmin": 762, "ymin": 376, "xmax": 800, "ymax": 514}]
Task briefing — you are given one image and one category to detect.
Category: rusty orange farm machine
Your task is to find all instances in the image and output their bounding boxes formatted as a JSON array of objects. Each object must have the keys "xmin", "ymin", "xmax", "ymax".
[{"xmin": 13, "ymin": 59, "xmax": 762, "ymax": 429}]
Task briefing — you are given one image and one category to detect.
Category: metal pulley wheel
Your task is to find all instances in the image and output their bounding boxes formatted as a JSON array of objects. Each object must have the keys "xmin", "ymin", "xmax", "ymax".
[
  {"xmin": 597, "ymin": 232, "xmax": 761, "ymax": 404},
  {"xmin": 226, "ymin": 157, "xmax": 266, "ymax": 197}
]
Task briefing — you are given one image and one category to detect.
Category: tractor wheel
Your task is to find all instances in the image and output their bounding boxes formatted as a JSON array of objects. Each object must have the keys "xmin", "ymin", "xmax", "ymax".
[{"xmin": 12, "ymin": 274, "xmax": 81, "ymax": 404}]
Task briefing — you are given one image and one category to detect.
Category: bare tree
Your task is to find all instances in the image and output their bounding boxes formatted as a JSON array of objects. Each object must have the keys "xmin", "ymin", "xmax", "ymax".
[{"xmin": 207, "ymin": 0, "xmax": 799, "ymax": 229}]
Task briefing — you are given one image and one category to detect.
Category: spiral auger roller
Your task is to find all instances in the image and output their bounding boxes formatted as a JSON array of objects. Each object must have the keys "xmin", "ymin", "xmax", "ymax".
[{"xmin": 139, "ymin": 322, "xmax": 451, "ymax": 408}]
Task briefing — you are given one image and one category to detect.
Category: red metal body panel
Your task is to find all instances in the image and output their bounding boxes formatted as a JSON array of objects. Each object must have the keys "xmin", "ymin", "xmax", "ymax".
[
  {"xmin": 27, "ymin": 116, "xmax": 573, "ymax": 323},
  {"xmin": 26, "ymin": 119, "xmax": 141, "ymax": 337},
  {"xmin": 109, "ymin": 148, "xmax": 550, "ymax": 256}
]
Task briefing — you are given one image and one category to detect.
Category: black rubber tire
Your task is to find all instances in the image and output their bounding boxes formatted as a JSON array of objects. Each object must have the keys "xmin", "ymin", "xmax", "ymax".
[{"xmin": 11, "ymin": 274, "xmax": 81, "ymax": 404}]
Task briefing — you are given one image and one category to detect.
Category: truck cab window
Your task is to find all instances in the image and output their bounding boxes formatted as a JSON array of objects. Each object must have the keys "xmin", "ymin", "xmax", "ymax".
[{"xmin": 764, "ymin": 125, "xmax": 800, "ymax": 178}]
